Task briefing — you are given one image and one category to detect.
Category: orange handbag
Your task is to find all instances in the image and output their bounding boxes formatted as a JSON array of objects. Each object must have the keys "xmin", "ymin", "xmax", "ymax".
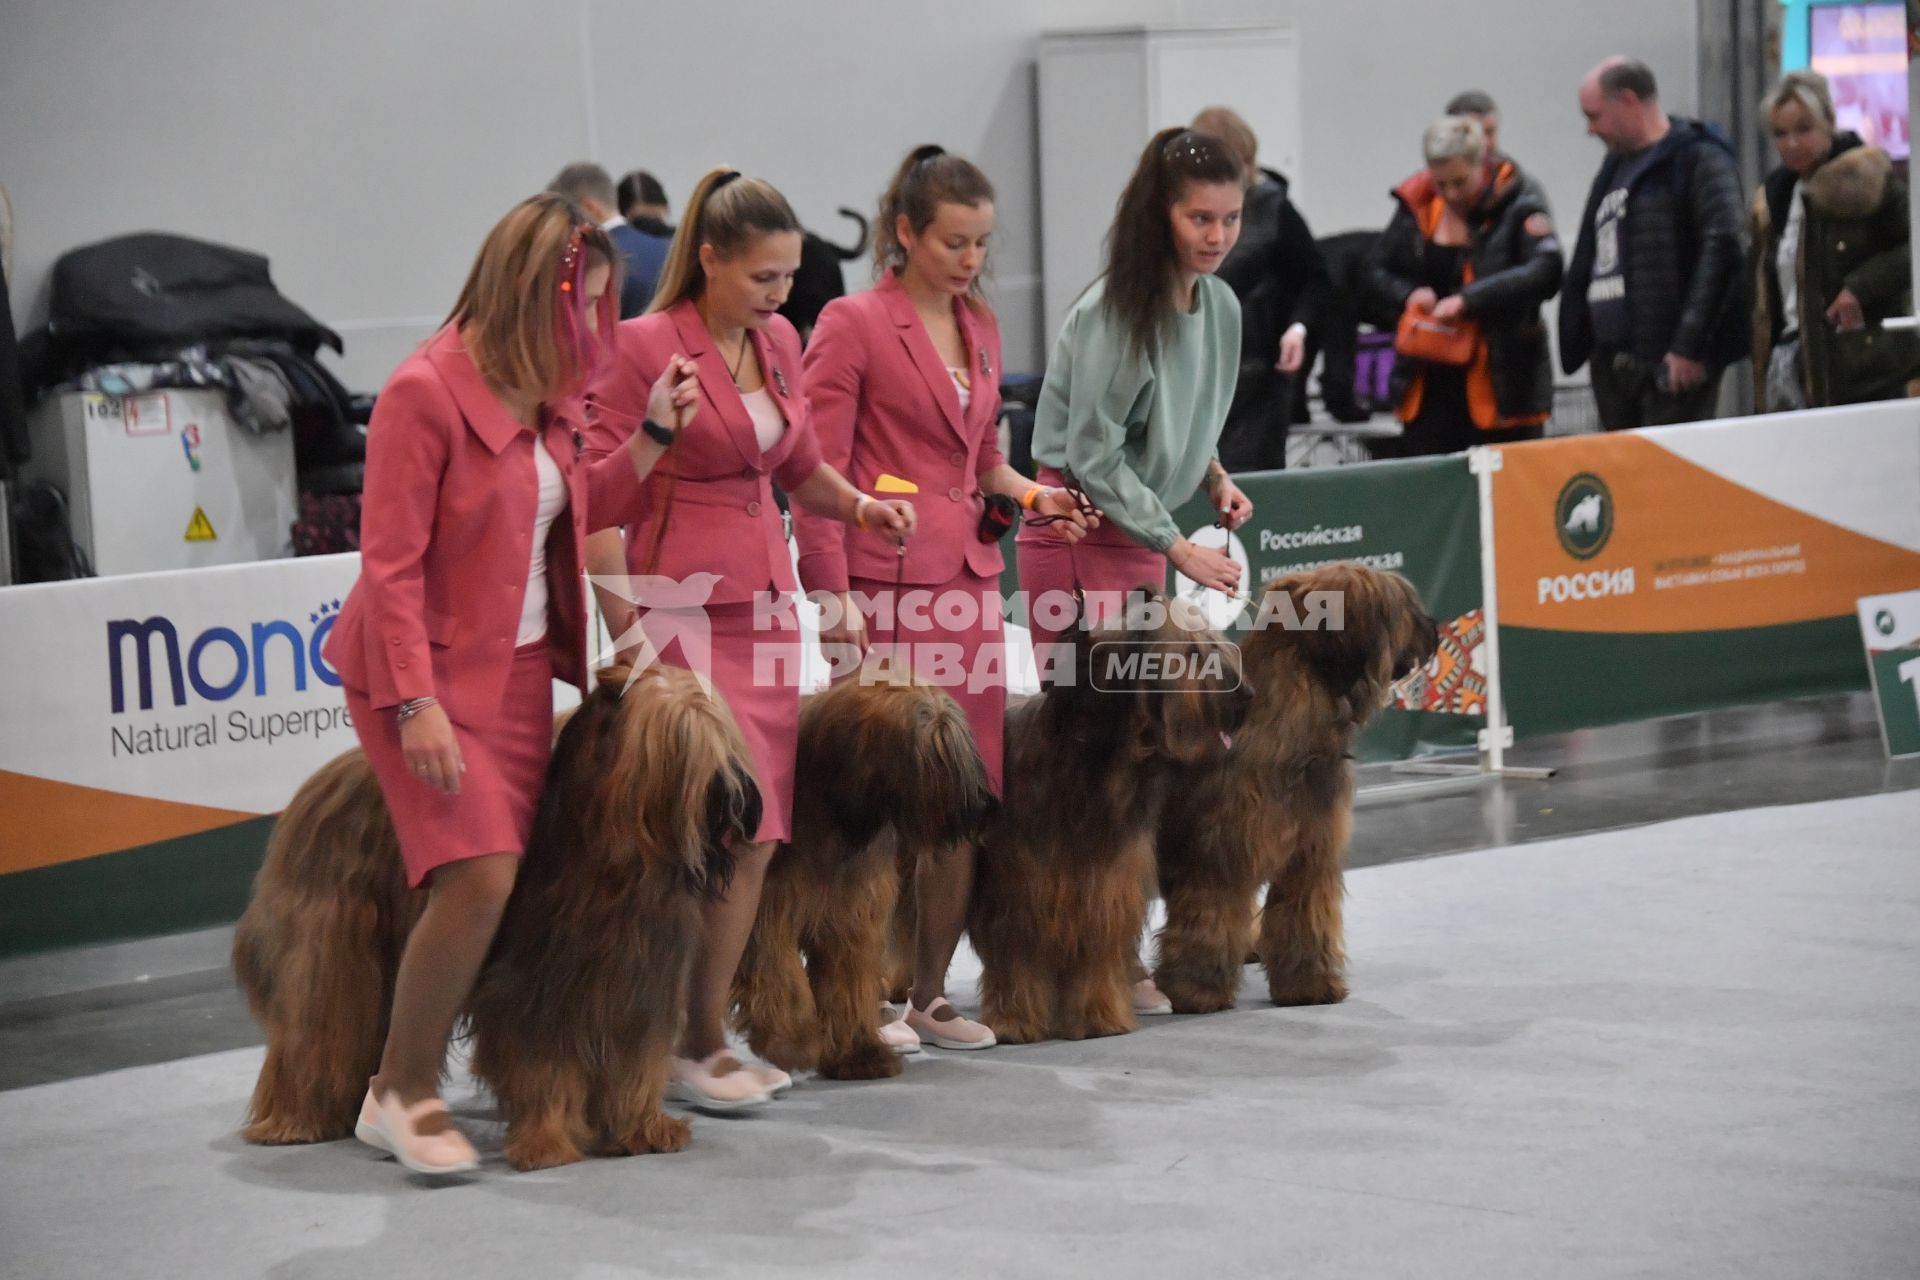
[{"xmin": 1395, "ymin": 302, "xmax": 1478, "ymax": 366}]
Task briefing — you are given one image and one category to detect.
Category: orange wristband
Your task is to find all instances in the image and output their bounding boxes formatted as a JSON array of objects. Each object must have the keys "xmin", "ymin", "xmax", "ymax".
[{"xmin": 1021, "ymin": 485, "xmax": 1046, "ymax": 510}]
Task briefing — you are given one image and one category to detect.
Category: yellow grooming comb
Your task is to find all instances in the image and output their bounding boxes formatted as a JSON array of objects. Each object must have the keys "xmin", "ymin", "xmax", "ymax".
[{"xmin": 874, "ymin": 474, "xmax": 919, "ymax": 494}]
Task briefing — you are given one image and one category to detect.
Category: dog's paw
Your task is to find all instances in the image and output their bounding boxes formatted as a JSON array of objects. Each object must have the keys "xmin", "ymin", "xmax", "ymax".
[
  {"xmin": 608, "ymin": 1111, "xmax": 692, "ymax": 1156},
  {"xmin": 1077, "ymin": 1010, "xmax": 1138, "ymax": 1040},
  {"xmin": 984, "ymin": 1015, "xmax": 1047, "ymax": 1046},
  {"xmin": 818, "ymin": 1040, "xmax": 904, "ymax": 1081},
  {"xmin": 752, "ymin": 1031, "xmax": 824, "ymax": 1073},
  {"xmin": 504, "ymin": 1128, "xmax": 586, "ymax": 1171},
  {"xmin": 1154, "ymin": 967, "xmax": 1240, "ymax": 1015},
  {"xmin": 1267, "ymin": 974, "xmax": 1348, "ymax": 1007},
  {"xmin": 240, "ymin": 1115, "xmax": 352, "ymax": 1146},
  {"xmin": 1166, "ymin": 988, "xmax": 1238, "ymax": 1015}
]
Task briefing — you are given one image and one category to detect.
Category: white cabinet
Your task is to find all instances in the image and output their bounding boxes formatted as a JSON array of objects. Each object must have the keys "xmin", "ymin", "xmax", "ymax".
[
  {"xmin": 1037, "ymin": 23, "xmax": 1302, "ymax": 349},
  {"xmin": 25, "ymin": 389, "xmax": 296, "ymax": 577}
]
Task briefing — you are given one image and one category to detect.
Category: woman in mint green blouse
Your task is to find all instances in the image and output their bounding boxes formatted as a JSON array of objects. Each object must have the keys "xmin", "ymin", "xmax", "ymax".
[{"xmin": 1017, "ymin": 126, "xmax": 1256, "ymax": 663}]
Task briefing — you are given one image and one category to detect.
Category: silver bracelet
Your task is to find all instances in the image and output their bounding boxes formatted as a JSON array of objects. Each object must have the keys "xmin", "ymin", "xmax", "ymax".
[{"xmin": 395, "ymin": 696, "xmax": 437, "ymax": 724}]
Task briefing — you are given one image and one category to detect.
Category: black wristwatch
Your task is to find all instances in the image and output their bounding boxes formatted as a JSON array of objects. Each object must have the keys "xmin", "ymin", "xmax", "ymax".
[{"xmin": 640, "ymin": 417, "xmax": 677, "ymax": 447}]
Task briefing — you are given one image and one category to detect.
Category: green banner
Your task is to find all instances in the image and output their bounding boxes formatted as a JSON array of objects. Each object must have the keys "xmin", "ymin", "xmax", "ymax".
[
  {"xmin": 1859, "ymin": 589, "xmax": 1920, "ymax": 758},
  {"xmin": 1175, "ymin": 458, "xmax": 1483, "ymax": 762},
  {"xmin": 996, "ymin": 457, "xmax": 1483, "ymax": 762}
]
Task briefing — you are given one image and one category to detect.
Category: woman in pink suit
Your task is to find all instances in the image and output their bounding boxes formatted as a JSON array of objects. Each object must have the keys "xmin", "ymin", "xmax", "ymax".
[
  {"xmin": 796, "ymin": 146, "xmax": 1090, "ymax": 1054},
  {"xmin": 323, "ymin": 194, "xmax": 696, "ymax": 1175},
  {"xmin": 583, "ymin": 168, "xmax": 914, "ymax": 1111}
]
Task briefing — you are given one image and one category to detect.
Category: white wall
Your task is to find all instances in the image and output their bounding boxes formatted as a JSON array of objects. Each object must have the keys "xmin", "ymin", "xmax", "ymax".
[{"xmin": 1, "ymin": 0, "xmax": 1697, "ymax": 389}]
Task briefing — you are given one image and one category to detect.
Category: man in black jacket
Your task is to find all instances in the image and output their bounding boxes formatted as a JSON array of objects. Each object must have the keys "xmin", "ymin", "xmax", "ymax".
[
  {"xmin": 1194, "ymin": 106, "xmax": 1331, "ymax": 471},
  {"xmin": 1561, "ymin": 57, "xmax": 1749, "ymax": 431}
]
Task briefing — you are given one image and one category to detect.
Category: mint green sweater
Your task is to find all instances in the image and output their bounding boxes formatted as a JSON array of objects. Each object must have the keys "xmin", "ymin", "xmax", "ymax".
[{"xmin": 1029, "ymin": 275, "xmax": 1241, "ymax": 551}]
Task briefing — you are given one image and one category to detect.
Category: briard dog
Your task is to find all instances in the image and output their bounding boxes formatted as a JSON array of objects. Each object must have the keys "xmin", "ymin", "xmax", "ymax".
[
  {"xmin": 732, "ymin": 666, "xmax": 996, "ymax": 1080},
  {"xmin": 968, "ymin": 589, "xmax": 1249, "ymax": 1044},
  {"xmin": 1153, "ymin": 563, "xmax": 1439, "ymax": 1013},
  {"xmin": 232, "ymin": 663, "xmax": 760, "ymax": 1169}
]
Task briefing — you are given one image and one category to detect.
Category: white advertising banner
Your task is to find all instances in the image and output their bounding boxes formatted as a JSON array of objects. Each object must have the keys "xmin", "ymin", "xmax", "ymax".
[{"xmin": 0, "ymin": 555, "xmax": 367, "ymax": 874}]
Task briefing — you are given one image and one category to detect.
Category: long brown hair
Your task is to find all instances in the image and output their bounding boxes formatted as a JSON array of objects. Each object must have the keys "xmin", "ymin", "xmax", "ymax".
[
  {"xmin": 1101, "ymin": 127, "xmax": 1244, "ymax": 357},
  {"xmin": 446, "ymin": 193, "xmax": 617, "ymax": 403},
  {"xmin": 874, "ymin": 144, "xmax": 996, "ymax": 308},
  {"xmin": 648, "ymin": 167, "xmax": 801, "ymax": 312}
]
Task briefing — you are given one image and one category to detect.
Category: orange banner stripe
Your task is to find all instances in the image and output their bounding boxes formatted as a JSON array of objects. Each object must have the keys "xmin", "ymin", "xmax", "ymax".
[{"xmin": 0, "ymin": 771, "xmax": 259, "ymax": 875}]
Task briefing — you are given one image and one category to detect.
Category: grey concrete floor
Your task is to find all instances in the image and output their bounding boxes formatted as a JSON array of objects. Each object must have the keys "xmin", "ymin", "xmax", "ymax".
[
  {"xmin": 1, "ymin": 693, "xmax": 1915, "ymax": 1095},
  {"xmin": 2, "ymin": 787, "xmax": 1916, "ymax": 1280}
]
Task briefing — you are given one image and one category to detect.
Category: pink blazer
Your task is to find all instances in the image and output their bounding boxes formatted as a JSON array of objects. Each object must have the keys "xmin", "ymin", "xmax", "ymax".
[
  {"xmin": 582, "ymin": 300, "xmax": 823, "ymax": 606},
  {"xmin": 795, "ymin": 273, "xmax": 1006, "ymax": 594},
  {"xmin": 324, "ymin": 326, "xmax": 646, "ymax": 724}
]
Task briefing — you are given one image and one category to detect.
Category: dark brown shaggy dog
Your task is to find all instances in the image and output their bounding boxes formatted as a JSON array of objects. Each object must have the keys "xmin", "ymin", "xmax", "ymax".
[
  {"xmin": 732, "ymin": 667, "xmax": 995, "ymax": 1080},
  {"xmin": 968, "ymin": 590, "xmax": 1249, "ymax": 1044},
  {"xmin": 233, "ymin": 663, "xmax": 759, "ymax": 1169},
  {"xmin": 1153, "ymin": 563, "xmax": 1439, "ymax": 1013}
]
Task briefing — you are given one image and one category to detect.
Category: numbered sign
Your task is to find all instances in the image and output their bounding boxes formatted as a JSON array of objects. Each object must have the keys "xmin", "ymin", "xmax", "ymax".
[{"xmin": 1857, "ymin": 589, "xmax": 1920, "ymax": 759}]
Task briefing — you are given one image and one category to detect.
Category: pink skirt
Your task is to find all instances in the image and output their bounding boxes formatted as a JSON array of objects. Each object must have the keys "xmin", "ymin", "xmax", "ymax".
[
  {"xmin": 1015, "ymin": 472, "xmax": 1169, "ymax": 656},
  {"xmin": 652, "ymin": 597, "xmax": 801, "ymax": 845},
  {"xmin": 848, "ymin": 567, "xmax": 1007, "ymax": 795},
  {"xmin": 345, "ymin": 640, "xmax": 555, "ymax": 888}
]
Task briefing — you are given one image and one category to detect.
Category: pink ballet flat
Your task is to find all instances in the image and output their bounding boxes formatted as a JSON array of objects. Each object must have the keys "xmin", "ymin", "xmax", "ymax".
[
  {"xmin": 743, "ymin": 1061, "xmax": 794, "ymax": 1096},
  {"xmin": 1132, "ymin": 977, "xmax": 1174, "ymax": 1016},
  {"xmin": 669, "ymin": 1051, "xmax": 772, "ymax": 1112},
  {"xmin": 355, "ymin": 1087, "xmax": 481, "ymax": 1176},
  {"xmin": 905, "ymin": 996, "xmax": 997, "ymax": 1050},
  {"xmin": 877, "ymin": 1002, "xmax": 924, "ymax": 1054}
]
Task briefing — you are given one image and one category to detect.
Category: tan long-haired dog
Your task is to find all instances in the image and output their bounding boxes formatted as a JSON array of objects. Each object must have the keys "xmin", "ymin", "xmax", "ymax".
[
  {"xmin": 232, "ymin": 663, "xmax": 760, "ymax": 1170},
  {"xmin": 968, "ymin": 590, "xmax": 1249, "ymax": 1044},
  {"xmin": 1153, "ymin": 563, "xmax": 1439, "ymax": 1013},
  {"xmin": 732, "ymin": 667, "xmax": 996, "ymax": 1080}
]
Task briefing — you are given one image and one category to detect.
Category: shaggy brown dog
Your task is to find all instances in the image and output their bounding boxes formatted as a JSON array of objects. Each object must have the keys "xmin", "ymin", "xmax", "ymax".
[
  {"xmin": 968, "ymin": 590, "xmax": 1249, "ymax": 1044},
  {"xmin": 233, "ymin": 663, "xmax": 759, "ymax": 1169},
  {"xmin": 1153, "ymin": 563, "xmax": 1439, "ymax": 1013},
  {"xmin": 733, "ymin": 666, "xmax": 995, "ymax": 1080}
]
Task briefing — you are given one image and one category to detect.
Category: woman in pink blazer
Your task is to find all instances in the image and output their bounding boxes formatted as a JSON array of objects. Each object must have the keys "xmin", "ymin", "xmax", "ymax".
[
  {"xmin": 583, "ymin": 168, "xmax": 913, "ymax": 1112},
  {"xmin": 323, "ymin": 194, "xmax": 694, "ymax": 1175},
  {"xmin": 796, "ymin": 146, "xmax": 1091, "ymax": 1055}
]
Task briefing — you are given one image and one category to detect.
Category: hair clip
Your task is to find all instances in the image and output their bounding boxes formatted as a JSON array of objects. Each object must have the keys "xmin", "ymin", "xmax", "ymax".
[
  {"xmin": 772, "ymin": 367, "xmax": 790, "ymax": 397},
  {"xmin": 1163, "ymin": 130, "xmax": 1218, "ymax": 165},
  {"xmin": 559, "ymin": 224, "xmax": 587, "ymax": 293}
]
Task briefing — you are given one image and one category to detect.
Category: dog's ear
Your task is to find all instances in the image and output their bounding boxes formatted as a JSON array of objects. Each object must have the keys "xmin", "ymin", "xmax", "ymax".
[
  {"xmin": 696, "ymin": 765, "xmax": 754, "ymax": 900},
  {"xmin": 808, "ymin": 695, "xmax": 895, "ymax": 850},
  {"xmin": 899, "ymin": 698, "xmax": 999, "ymax": 848},
  {"xmin": 1274, "ymin": 570, "xmax": 1376, "ymax": 696}
]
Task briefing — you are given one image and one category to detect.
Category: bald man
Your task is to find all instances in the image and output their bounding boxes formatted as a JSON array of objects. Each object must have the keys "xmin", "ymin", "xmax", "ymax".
[{"xmin": 1560, "ymin": 57, "xmax": 1748, "ymax": 430}]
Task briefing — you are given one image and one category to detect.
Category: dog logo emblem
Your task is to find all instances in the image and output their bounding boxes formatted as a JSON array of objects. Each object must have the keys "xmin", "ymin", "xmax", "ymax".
[{"xmin": 1554, "ymin": 473, "xmax": 1614, "ymax": 561}]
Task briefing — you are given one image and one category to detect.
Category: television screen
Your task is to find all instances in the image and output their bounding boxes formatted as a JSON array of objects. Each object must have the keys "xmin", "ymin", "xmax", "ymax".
[{"xmin": 1809, "ymin": 3, "xmax": 1910, "ymax": 159}]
